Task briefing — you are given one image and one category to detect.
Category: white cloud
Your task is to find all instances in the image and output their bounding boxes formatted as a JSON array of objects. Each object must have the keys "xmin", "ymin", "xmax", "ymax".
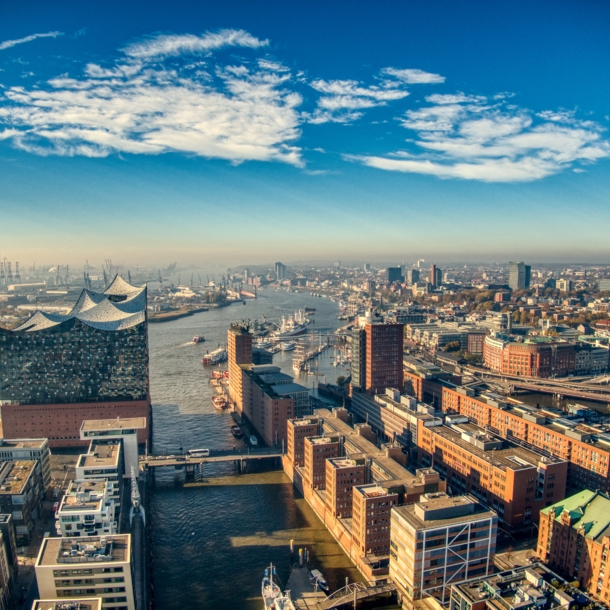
[
  {"xmin": 0, "ymin": 31, "xmax": 63, "ymax": 51},
  {"xmin": 0, "ymin": 37, "xmax": 302, "ymax": 165},
  {"xmin": 381, "ymin": 67, "xmax": 445, "ymax": 84},
  {"xmin": 308, "ymin": 77, "xmax": 410, "ymax": 124},
  {"xmin": 123, "ymin": 29, "xmax": 268, "ymax": 59},
  {"xmin": 350, "ymin": 96, "xmax": 610, "ymax": 182}
]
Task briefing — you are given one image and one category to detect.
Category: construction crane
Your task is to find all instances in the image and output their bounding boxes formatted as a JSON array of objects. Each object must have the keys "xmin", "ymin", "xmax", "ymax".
[
  {"xmin": 14, "ymin": 262, "xmax": 20, "ymax": 283},
  {"xmin": 7, "ymin": 262, "xmax": 13, "ymax": 284}
]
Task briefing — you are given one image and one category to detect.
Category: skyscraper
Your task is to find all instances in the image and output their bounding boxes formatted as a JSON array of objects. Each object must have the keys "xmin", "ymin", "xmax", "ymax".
[
  {"xmin": 406, "ymin": 269, "xmax": 420, "ymax": 285},
  {"xmin": 274, "ymin": 262, "xmax": 287, "ymax": 281},
  {"xmin": 0, "ymin": 276, "xmax": 150, "ymax": 447},
  {"xmin": 365, "ymin": 322, "xmax": 404, "ymax": 394},
  {"xmin": 386, "ymin": 267, "xmax": 402, "ymax": 283},
  {"xmin": 509, "ymin": 261, "xmax": 531, "ymax": 290},
  {"xmin": 430, "ymin": 264, "xmax": 437, "ymax": 287},
  {"xmin": 434, "ymin": 267, "xmax": 443, "ymax": 287},
  {"xmin": 350, "ymin": 327, "xmax": 366, "ymax": 391}
]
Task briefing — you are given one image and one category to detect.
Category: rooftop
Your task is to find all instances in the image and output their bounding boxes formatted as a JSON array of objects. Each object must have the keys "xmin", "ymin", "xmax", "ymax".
[
  {"xmin": 77, "ymin": 441, "xmax": 120, "ymax": 469},
  {"xmin": 37, "ymin": 535, "xmax": 130, "ymax": 566},
  {"xmin": 307, "ymin": 436, "xmax": 338, "ymax": 446},
  {"xmin": 290, "ymin": 418, "xmax": 319, "ymax": 428},
  {"xmin": 540, "ymin": 490, "xmax": 610, "ymax": 541},
  {"xmin": 355, "ymin": 484, "xmax": 398, "ymax": 499},
  {"xmin": 13, "ymin": 276, "xmax": 146, "ymax": 333},
  {"xmin": 60, "ymin": 481, "xmax": 108, "ymax": 512},
  {"xmin": 32, "ymin": 600, "xmax": 103, "ymax": 610},
  {"xmin": 0, "ymin": 438, "xmax": 47, "ymax": 450},
  {"xmin": 0, "ymin": 461, "xmax": 36, "ymax": 494},
  {"xmin": 327, "ymin": 457, "xmax": 365, "ymax": 469},
  {"xmin": 270, "ymin": 383, "xmax": 310, "ymax": 396},
  {"xmin": 81, "ymin": 418, "xmax": 147, "ymax": 432}
]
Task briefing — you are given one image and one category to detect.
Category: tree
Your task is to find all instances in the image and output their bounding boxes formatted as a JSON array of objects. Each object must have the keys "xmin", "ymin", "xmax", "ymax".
[
  {"xmin": 336, "ymin": 376, "xmax": 347, "ymax": 387},
  {"xmin": 444, "ymin": 341, "xmax": 461, "ymax": 353}
]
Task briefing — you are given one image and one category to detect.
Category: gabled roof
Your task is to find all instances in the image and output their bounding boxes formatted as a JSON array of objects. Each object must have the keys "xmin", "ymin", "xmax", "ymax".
[{"xmin": 13, "ymin": 276, "xmax": 146, "ymax": 333}]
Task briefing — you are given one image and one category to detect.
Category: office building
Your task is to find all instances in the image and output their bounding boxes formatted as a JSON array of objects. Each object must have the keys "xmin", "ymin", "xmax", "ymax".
[
  {"xmin": 325, "ymin": 457, "xmax": 366, "ymax": 518},
  {"xmin": 483, "ymin": 336, "xmax": 576, "ymax": 378},
  {"xmin": 0, "ymin": 438, "xmax": 51, "ymax": 487},
  {"xmin": 274, "ymin": 262, "xmax": 287, "ymax": 281},
  {"xmin": 0, "ymin": 461, "xmax": 43, "ymax": 545},
  {"xmin": 441, "ymin": 385, "xmax": 610, "ymax": 493},
  {"xmin": 80, "ymin": 418, "xmax": 145, "ymax": 479},
  {"xmin": 363, "ymin": 263, "xmax": 371, "ymax": 272},
  {"xmin": 0, "ymin": 276, "xmax": 150, "ymax": 448},
  {"xmin": 303, "ymin": 436, "xmax": 340, "ymax": 490},
  {"xmin": 430, "ymin": 264, "xmax": 437, "ymax": 287},
  {"xmin": 227, "ymin": 323, "xmax": 253, "ymax": 413},
  {"xmin": 352, "ymin": 483, "xmax": 399, "ymax": 557},
  {"xmin": 350, "ymin": 327, "xmax": 367, "ymax": 391},
  {"xmin": 406, "ymin": 269, "xmax": 420, "ymax": 285},
  {"xmin": 365, "ymin": 323, "xmax": 404, "ymax": 394},
  {"xmin": 35, "ymin": 535, "xmax": 135, "ymax": 610},
  {"xmin": 537, "ymin": 490, "xmax": 610, "ymax": 603},
  {"xmin": 508, "ymin": 262, "xmax": 531, "ymax": 290},
  {"xmin": 449, "ymin": 563, "xmax": 599, "ymax": 610},
  {"xmin": 556, "ymin": 278, "xmax": 573, "ymax": 292},
  {"xmin": 390, "ymin": 494, "xmax": 497, "ymax": 605},
  {"xmin": 599, "ymin": 279, "xmax": 610, "ymax": 292},
  {"xmin": 416, "ymin": 421, "xmax": 567, "ymax": 531},
  {"xmin": 435, "ymin": 267, "xmax": 443, "ymax": 287},
  {"xmin": 387, "ymin": 267, "xmax": 403, "ymax": 283},
  {"xmin": 55, "ymin": 480, "xmax": 116, "ymax": 538}
]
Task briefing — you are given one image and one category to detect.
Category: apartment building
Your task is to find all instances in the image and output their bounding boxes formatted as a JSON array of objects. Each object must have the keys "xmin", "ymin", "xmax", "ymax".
[
  {"xmin": 0, "ymin": 516, "xmax": 18, "ymax": 587},
  {"xmin": 390, "ymin": 493, "xmax": 497, "ymax": 606},
  {"xmin": 537, "ymin": 490, "xmax": 610, "ymax": 604},
  {"xmin": 324, "ymin": 457, "xmax": 366, "ymax": 518},
  {"xmin": 286, "ymin": 417, "xmax": 319, "ymax": 467},
  {"xmin": 0, "ymin": 460, "xmax": 43, "ymax": 545},
  {"xmin": 0, "ymin": 531, "xmax": 11, "ymax": 610},
  {"xmin": 0, "ymin": 438, "xmax": 51, "ymax": 487},
  {"xmin": 352, "ymin": 483, "xmax": 399, "ymax": 557},
  {"xmin": 35, "ymin": 535, "xmax": 135, "ymax": 610},
  {"xmin": 441, "ymin": 384, "xmax": 610, "ymax": 493},
  {"xmin": 75, "ymin": 440, "xmax": 123, "ymax": 511},
  {"xmin": 303, "ymin": 436, "xmax": 339, "ymax": 490},
  {"xmin": 416, "ymin": 420, "xmax": 567, "ymax": 531},
  {"xmin": 55, "ymin": 480, "xmax": 116, "ymax": 538}
]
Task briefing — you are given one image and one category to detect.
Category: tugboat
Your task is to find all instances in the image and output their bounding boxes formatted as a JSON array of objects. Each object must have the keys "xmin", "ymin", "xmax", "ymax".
[{"xmin": 192, "ymin": 335, "xmax": 205, "ymax": 343}]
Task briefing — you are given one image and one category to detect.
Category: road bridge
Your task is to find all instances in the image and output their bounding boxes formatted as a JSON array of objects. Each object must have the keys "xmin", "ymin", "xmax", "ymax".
[
  {"xmin": 319, "ymin": 581, "xmax": 395, "ymax": 609},
  {"xmin": 139, "ymin": 447, "xmax": 283, "ymax": 470}
]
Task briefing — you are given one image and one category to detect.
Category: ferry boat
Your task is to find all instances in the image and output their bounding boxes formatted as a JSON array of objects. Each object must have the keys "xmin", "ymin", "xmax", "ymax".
[
  {"xmin": 231, "ymin": 425, "xmax": 244, "ymax": 438},
  {"xmin": 281, "ymin": 341, "xmax": 296, "ymax": 351},
  {"xmin": 212, "ymin": 396, "xmax": 228, "ymax": 410},
  {"xmin": 192, "ymin": 335, "xmax": 205, "ymax": 343},
  {"xmin": 202, "ymin": 348, "xmax": 228, "ymax": 365}
]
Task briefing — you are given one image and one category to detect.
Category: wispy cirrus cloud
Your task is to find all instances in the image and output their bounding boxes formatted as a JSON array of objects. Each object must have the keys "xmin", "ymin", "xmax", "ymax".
[
  {"xmin": 0, "ymin": 31, "xmax": 63, "ymax": 51},
  {"xmin": 380, "ymin": 67, "xmax": 445, "ymax": 84},
  {"xmin": 123, "ymin": 29, "xmax": 268, "ymax": 59},
  {"xmin": 0, "ymin": 30, "xmax": 302, "ymax": 165},
  {"xmin": 351, "ymin": 95, "xmax": 610, "ymax": 182},
  {"xmin": 307, "ymin": 66, "xmax": 445, "ymax": 124}
]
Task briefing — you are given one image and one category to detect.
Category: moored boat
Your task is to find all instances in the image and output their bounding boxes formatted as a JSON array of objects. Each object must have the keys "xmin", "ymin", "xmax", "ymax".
[
  {"xmin": 309, "ymin": 569, "xmax": 328, "ymax": 591},
  {"xmin": 212, "ymin": 396, "xmax": 228, "ymax": 410},
  {"xmin": 281, "ymin": 341, "xmax": 296, "ymax": 351},
  {"xmin": 231, "ymin": 425, "xmax": 244, "ymax": 438}
]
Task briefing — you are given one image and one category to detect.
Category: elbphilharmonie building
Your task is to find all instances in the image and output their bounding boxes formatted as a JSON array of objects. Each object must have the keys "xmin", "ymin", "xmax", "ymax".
[{"xmin": 0, "ymin": 276, "xmax": 150, "ymax": 447}]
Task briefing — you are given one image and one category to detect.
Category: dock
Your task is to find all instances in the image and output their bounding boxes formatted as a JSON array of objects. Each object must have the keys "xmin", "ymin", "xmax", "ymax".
[{"xmin": 286, "ymin": 566, "xmax": 326, "ymax": 610}]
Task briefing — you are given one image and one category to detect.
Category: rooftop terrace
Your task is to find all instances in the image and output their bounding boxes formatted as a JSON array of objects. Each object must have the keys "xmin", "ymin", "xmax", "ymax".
[
  {"xmin": 37, "ymin": 535, "xmax": 129, "ymax": 566},
  {"xmin": 0, "ymin": 460, "xmax": 36, "ymax": 494}
]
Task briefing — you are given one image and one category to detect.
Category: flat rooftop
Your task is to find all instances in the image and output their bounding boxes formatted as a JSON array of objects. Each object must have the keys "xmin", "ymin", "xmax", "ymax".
[
  {"xmin": 37, "ymin": 535, "xmax": 130, "ymax": 566},
  {"xmin": 60, "ymin": 481, "xmax": 107, "ymax": 511},
  {"xmin": 0, "ymin": 439, "xmax": 47, "ymax": 450},
  {"xmin": 77, "ymin": 441, "xmax": 120, "ymax": 469},
  {"xmin": 290, "ymin": 418, "xmax": 318, "ymax": 427},
  {"xmin": 307, "ymin": 436, "xmax": 338, "ymax": 446},
  {"xmin": 327, "ymin": 457, "xmax": 364, "ymax": 469},
  {"xmin": 33, "ymin": 600, "xmax": 102, "ymax": 610},
  {"xmin": 0, "ymin": 461, "xmax": 36, "ymax": 494},
  {"xmin": 355, "ymin": 484, "xmax": 398, "ymax": 499},
  {"xmin": 81, "ymin": 417, "xmax": 146, "ymax": 432},
  {"xmin": 270, "ymin": 383, "xmax": 310, "ymax": 395}
]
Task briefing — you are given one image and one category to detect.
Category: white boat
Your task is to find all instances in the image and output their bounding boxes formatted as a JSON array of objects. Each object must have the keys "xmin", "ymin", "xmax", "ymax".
[
  {"xmin": 281, "ymin": 342, "xmax": 296, "ymax": 351},
  {"xmin": 262, "ymin": 564, "xmax": 296, "ymax": 610},
  {"xmin": 272, "ymin": 311, "xmax": 309, "ymax": 339},
  {"xmin": 256, "ymin": 340, "xmax": 272, "ymax": 349},
  {"xmin": 202, "ymin": 347, "xmax": 228, "ymax": 365},
  {"xmin": 250, "ymin": 435, "xmax": 258, "ymax": 447},
  {"xmin": 309, "ymin": 569, "xmax": 328, "ymax": 592}
]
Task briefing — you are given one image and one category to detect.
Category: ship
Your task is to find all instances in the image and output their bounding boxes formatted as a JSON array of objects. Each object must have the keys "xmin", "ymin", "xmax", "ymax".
[
  {"xmin": 281, "ymin": 341, "xmax": 296, "ymax": 351},
  {"xmin": 192, "ymin": 335, "xmax": 205, "ymax": 343},
  {"xmin": 231, "ymin": 425, "xmax": 244, "ymax": 438},
  {"xmin": 272, "ymin": 311, "xmax": 309, "ymax": 340},
  {"xmin": 262, "ymin": 564, "xmax": 296, "ymax": 610},
  {"xmin": 212, "ymin": 396, "xmax": 228, "ymax": 410},
  {"xmin": 202, "ymin": 347, "xmax": 228, "ymax": 365}
]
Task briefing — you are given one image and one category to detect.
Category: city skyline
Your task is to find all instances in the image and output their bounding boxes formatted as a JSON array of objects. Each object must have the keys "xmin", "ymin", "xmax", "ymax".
[{"xmin": 1, "ymin": 0, "xmax": 609, "ymax": 264}]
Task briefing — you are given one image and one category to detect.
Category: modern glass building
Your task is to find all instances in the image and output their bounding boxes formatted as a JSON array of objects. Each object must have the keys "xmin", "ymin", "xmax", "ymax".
[{"xmin": 0, "ymin": 276, "xmax": 150, "ymax": 447}]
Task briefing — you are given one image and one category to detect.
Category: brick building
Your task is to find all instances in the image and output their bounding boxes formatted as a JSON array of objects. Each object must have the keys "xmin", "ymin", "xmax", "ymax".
[
  {"xmin": 286, "ymin": 417, "xmax": 319, "ymax": 467},
  {"xmin": 325, "ymin": 457, "xmax": 366, "ymax": 518},
  {"xmin": 537, "ymin": 490, "xmax": 610, "ymax": 604},
  {"xmin": 303, "ymin": 436, "xmax": 340, "ymax": 490},
  {"xmin": 364, "ymin": 323, "xmax": 404, "ymax": 394}
]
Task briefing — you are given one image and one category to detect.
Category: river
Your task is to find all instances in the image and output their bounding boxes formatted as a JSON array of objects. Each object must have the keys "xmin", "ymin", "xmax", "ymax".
[{"xmin": 148, "ymin": 288, "xmax": 361, "ymax": 610}]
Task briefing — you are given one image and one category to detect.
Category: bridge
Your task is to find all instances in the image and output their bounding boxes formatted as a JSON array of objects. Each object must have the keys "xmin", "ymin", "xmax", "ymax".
[
  {"xmin": 318, "ymin": 580, "xmax": 395, "ymax": 609},
  {"xmin": 139, "ymin": 447, "xmax": 283, "ymax": 470}
]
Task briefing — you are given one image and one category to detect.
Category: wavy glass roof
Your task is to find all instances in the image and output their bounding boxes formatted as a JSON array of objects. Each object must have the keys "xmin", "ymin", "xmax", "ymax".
[{"xmin": 14, "ymin": 276, "xmax": 147, "ymax": 333}]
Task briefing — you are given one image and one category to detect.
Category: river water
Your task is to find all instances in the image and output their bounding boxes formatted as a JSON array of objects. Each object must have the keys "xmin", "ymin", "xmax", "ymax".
[{"xmin": 148, "ymin": 289, "xmax": 361, "ymax": 610}]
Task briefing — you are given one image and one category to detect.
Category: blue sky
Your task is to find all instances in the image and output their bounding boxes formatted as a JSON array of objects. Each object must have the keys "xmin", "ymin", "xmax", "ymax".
[{"xmin": 1, "ymin": 0, "xmax": 609, "ymax": 267}]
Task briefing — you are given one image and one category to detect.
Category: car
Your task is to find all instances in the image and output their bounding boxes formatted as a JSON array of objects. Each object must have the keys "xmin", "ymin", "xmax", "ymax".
[{"xmin": 52, "ymin": 502, "xmax": 59, "ymax": 512}]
